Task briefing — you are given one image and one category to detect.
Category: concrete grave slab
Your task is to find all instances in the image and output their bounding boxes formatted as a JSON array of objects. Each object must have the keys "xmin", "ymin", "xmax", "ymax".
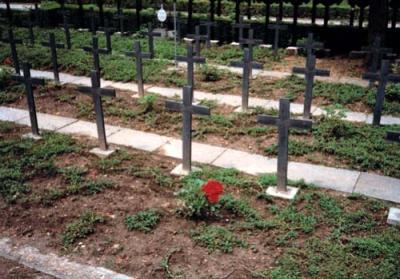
[
  {"xmin": 387, "ymin": 208, "xmax": 400, "ymax": 225},
  {"xmin": 343, "ymin": 111, "xmax": 368, "ymax": 123},
  {"xmin": 108, "ymin": 128, "xmax": 167, "ymax": 152},
  {"xmin": 288, "ymin": 162, "xmax": 360, "ymax": 193},
  {"xmin": 366, "ymin": 114, "xmax": 400, "ymax": 125},
  {"xmin": 354, "ymin": 173, "xmax": 400, "ymax": 203},
  {"xmin": 29, "ymin": 70, "xmax": 54, "ymax": 80},
  {"xmin": 148, "ymin": 87, "xmax": 181, "ymax": 98},
  {"xmin": 57, "ymin": 120, "xmax": 121, "ymax": 138},
  {"xmin": 22, "ymin": 133, "xmax": 42, "ymax": 140},
  {"xmin": 266, "ymin": 186, "xmax": 299, "ymax": 200},
  {"xmin": 171, "ymin": 164, "xmax": 201, "ymax": 176},
  {"xmin": 0, "ymin": 106, "xmax": 29, "ymax": 122},
  {"xmin": 16, "ymin": 113, "xmax": 77, "ymax": 131}
]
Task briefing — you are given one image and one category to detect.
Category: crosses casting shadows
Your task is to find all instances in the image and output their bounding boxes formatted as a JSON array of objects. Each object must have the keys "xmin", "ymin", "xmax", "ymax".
[
  {"xmin": 362, "ymin": 60, "xmax": 400, "ymax": 126},
  {"xmin": 11, "ymin": 63, "xmax": 45, "ymax": 137},
  {"xmin": 165, "ymin": 86, "xmax": 211, "ymax": 174},
  {"xmin": 387, "ymin": 131, "xmax": 400, "ymax": 143},
  {"xmin": 258, "ymin": 98, "xmax": 312, "ymax": 197},
  {"xmin": 1, "ymin": 28, "xmax": 23, "ymax": 74},
  {"xmin": 144, "ymin": 23, "xmax": 161, "ymax": 59},
  {"xmin": 297, "ymin": 33, "xmax": 324, "ymax": 57},
  {"xmin": 176, "ymin": 44, "xmax": 206, "ymax": 91},
  {"xmin": 292, "ymin": 54, "xmax": 330, "ymax": 119},
  {"xmin": 230, "ymin": 48, "xmax": 263, "ymax": 111},
  {"xmin": 268, "ymin": 20, "xmax": 288, "ymax": 56},
  {"xmin": 187, "ymin": 25, "xmax": 208, "ymax": 56},
  {"xmin": 125, "ymin": 41, "xmax": 151, "ymax": 97},
  {"xmin": 232, "ymin": 16, "xmax": 250, "ymax": 43},
  {"xmin": 83, "ymin": 36, "xmax": 109, "ymax": 81},
  {"xmin": 77, "ymin": 71, "xmax": 116, "ymax": 151},
  {"xmin": 41, "ymin": 33, "xmax": 64, "ymax": 83}
]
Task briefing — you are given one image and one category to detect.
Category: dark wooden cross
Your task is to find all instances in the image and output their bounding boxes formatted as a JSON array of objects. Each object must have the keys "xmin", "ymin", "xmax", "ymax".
[
  {"xmin": 175, "ymin": 14, "xmax": 186, "ymax": 41},
  {"xmin": 176, "ymin": 44, "xmax": 206, "ymax": 90},
  {"xmin": 114, "ymin": 9, "xmax": 129, "ymax": 36},
  {"xmin": 268, "ymin": 20, "xmax": 288, "ymax": 55},
  {"xmin": 187, "ymin": 25, "xmax": 208, "ymax": 56},
  {"xmin": 32, "ymin": 3, "xmax": 41, "ymax": 27},
  {"xmin": 98, "ymin": 18, "xmax": 115, "ymax": 54},
  {"xmin": 88, "ymin": 7, "xmax": 97, "ymax": 35},
  {"xmin": 230, "ymin": 48, "xmax": 263, "ymax": 110},
  {"xmin": 41, "ymin": 33, "xmax": 65, "ymax": 83},
  {"xmin": 96, "ymin": 0, "xmax": 105, "ymax": 27},
  {"xmin": 297, "ymin": 33, "xmax": 324, "ymax": 57},
  {"xmin": 362, "ymin": 60, "xmax": 400, "ymax": 126},
  {"xmin": 165, "ymin": 85, "xmax": 210, "ymax": 173},
  {"xmin": 83, "ymin": 36, "xmax": 109, "ymax": 81},
  {"xmin": 60, "ymin": 10, "xmax": 72, "ymax": 49},
  {"xmin": 23, "ymin": 19, "xmax": 35, "ymax": 45},
  {"xmin": 11, "ymin": 63, "xmax": 45, "ymax": 136},
  {"xmin": 258, "ymin": 98, "xmax": 313, "ymax": 192},
  {"xmin": 144, "ymin": 23, "xmax": 161, "ymax": 59},
  {"xmin": 239, "ymin": 29, "xmax": 262, "ymax": 75},
  {"xmin": 232, "ymin": 16, "xmax": 251, "ymax": 42},
  {"xmin": 2, "ymin": 28, "xmax": 23, "ymax": 74},
  {"xmin": 387, "ymin": 131, "xmax": 400, "ymax": 143},
  {"xmin": 4, "ymin": 0, "xmax": 12, "ymax": 23},
  {"xmin": 350, "ymin": 36, "xmax": 394, "ymax": 73},
  {"xmin": 199, "ymin": 20, "xmax": 217, "ymax": 48},
  {"xmin": 125, "ymin": 41, "xmax": 151, "ymax": 97},
  {"xmin": 77, "ymin": 71, "xmax": 116, "ymax": 151},
  {"xmin": 292, "ymin": 54, "xmax": 330, "ymax": 119}
]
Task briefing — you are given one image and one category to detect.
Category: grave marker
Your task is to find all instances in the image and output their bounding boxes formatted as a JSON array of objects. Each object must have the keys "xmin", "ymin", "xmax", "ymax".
[
  {"xmin": 41, "ymin": 33, "xmax": 65, "ymax": 83},
  {"xmin": 297, "ymin": 33, "xmax": 324, "ymax": 57},
  {"xmin": 23, "ymin": 19, "xmax": 35, "ymax": 45},
  {"xmin": 11, "ymin": 63, "xmax": 45, "ymax": 138},
  {"xmin": 176, "ymin": 44, "xmax": 206, "ymax": 90},
  {"xmin": 77, "ymin": 71, "xmax": 116, "ymax": 153},
  {"xmin": 125, "ymin": 41, "xmax": 151, "ymax": 97},
  {"xmin": 238, "ymin": 29, "xmax": 262, "ymax": 77},
  {"xmin": 1, "ymin": 28, "xmax": 22, "ymax": 74},
  {"xmin": 187, "ymin": 25, "xmax": 207, "ymax": 56},
  {"xmin": 268, "ymin": 20, "xmax": 288, "ymax": 56},
  {"xmin": 387, "ymin": 131, "xmax": 400, "ymax": 143},
  {"xmin": 362, "ymin": 60, "xmax": 400, "ymax": 126},
  {"xmin": 83, "ymin": 36, "xmax": 108, "ymax": 81},
  {"xmin": 98, "ymin": 18, "xmax": 115, "ymax": 54},
  {"xmin": 257, "ymin": 98, "xmax": 312, "ymax": 199},
  {"xmin": 166, "ymin": 85, "xmax": 211, "ymax": 174},
  {"xmin": 88, "ymin": 7, "xmax": 97, "ymax": 35},
  {"xmin": 200, "ymin": 20, "xmax": 218, "ymax": 48},
  {"xmin": 230, "ymin": 48, "xmax": 263, "ymax": 111},
  {"xmin": 292, "ymin": 54, "xmax": 330, "ymax": 118},
  {"xmin": 60, "ymin": 11, "xmax": 72, "ymax": 49},
  {"xmin": 144, "ymin": 23, "xmax": 161, "ymax": 59},
  {"xmin": 232, "ymin": 16, "xmax": 251, "ymax": 42},
  {"xmin": 114, "ymin": 9, "xmax": 129, "ymax": 36}
]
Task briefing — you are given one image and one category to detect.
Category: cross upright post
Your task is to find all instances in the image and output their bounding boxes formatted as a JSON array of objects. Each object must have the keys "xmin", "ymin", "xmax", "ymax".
[
  {"xmin": 165, "ymin": 85, "xmax": 211, "ymax": 174},
  {"xmin": 144, "ymin": 23, "xmax": 161, "ymax": 58},
  {"xmin": 11, "ymin": 63, "xmax": 45, "ymax": 137},
  {"xmin": 292, "ymin": 54, "xmax": 330, "ymax": 119},
  {"xmin": 98, "ymin": 18, "xmax": 115, "ymax": 54},
  {"xmin": 60, "ymin": 10, "xmax": 72, "ymax": 49},
  {"xmin": 33, "ymin": 3, "xmax": 41, "ymax": 27},
  {"xmin": 77, "ymin": 71, "xmax": 116, "ymax": 152},
  {"xmin": 41, "ymin": 33, "xmax": 65, "ymax": 83},
  {"xmin": 125, "ymin": 41, "xmax": 152, "ymax": 97},
  {"xmin": 187, "ymin": 25, "xmax": 208, "ymax": 56},
  {"xmin": 2, "ymin": 28, "xmax": 23, "ymax": 74},
  {"xmin": 230, "ymin": 48, "xmax": 263, "ymax": 111},
  {"xmin": 23, "ymin": 19, "xmax": 35, "ymax": 45},
  {"xmin": 387, "ymin": 131, "xmax": 400, "ymax": 143},
  {"xmin": 88, "ymin": 7, "xmax": 97, "ymax": 35},
  {"xmin": 176, "ymin": 14, "xmax": 186, "ymax": 41},
  {"xmin": 239, "ymin": 29, "xmax": 262, "ymax": 77},
  {"xmin": 268, "ymin": 20, "xmax": 288, "ymax": 56},
  {"xmin": 83, "ymin": 36, "xmax": 109, "ymax": 82},
  {"xmin": 176, "ymin": 43, "xmax": 206, "ymax": 91},
  {"xmin": 114, "ymin": 9, "xmax": 129, "ymax": 36},
  {"xmin": 232, "ymin": 16, "xmax": 251, "ymax": 43},
  {"xmin": 257, "ymin": 98, "xmax": 312, "ymax": 198},
  {"xmin": 297, "ymin": 33, "xmax": 324, "ymax": 57},
  {"xmin": 199, "ymin": 20, "xmax": 218, "ymax": 48},
  {"xmin": 362, "ymin": 60, "xmax": 400, "ymax": 126}
]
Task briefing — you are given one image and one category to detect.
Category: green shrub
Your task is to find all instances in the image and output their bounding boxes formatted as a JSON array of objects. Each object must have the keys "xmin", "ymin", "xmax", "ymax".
[
  {"xmin": 199, "ymin": 65, "xmax": 223, "ymax": 82},
  {"xmin": 125, "ymin": 209, "xmax": 161, "ymax": 232}
]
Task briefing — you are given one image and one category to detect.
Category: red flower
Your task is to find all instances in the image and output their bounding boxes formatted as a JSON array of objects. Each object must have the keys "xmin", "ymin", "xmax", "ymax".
[
  {"xmin": 201, "ymin": 180, "xmax": 224, "ymax": 204},
  {"xmin": 3, "ymin": 57, "xmax": 12, "ymax": 65}
]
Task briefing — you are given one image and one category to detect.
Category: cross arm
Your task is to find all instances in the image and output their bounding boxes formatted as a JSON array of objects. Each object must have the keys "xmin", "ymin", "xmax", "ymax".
[
  {"xmin": 176, "ymin": 55, "xmax": 188, "ymax": 62},
  {"xmin": 388, "ymin": 74, "xmax": 400, "ymax": 83},
  {"xmin": 191, "ymin": 105, "xmax": 210, "ymax": 116},
  {"xmin": 292, "ymin": 67, "xmax": 306, "ymax": 75},
  {"xmin": 387, "ymin": 131, "xmax": 400, "ymax": 142},
  {"xmin": 257, "ymin": 115, "xmax": 279, "ymax": 126},
  {"xmin": 362, "ymin": 72, "xmax": 380, "ymax": 81},
  {"xmin": 289, "ymin": 119, "xmax": 313, "ymax": 130},
  {"xmin": 12, "ymin": 74, "xmax": 45, "ymax": 86},
  {"xmin": 146, "ymin": 31, "xmax": 162, "ymax": 37},
  {"xmin": 349, "ymin": 51, "xmax": 367, "ymax": 59},
  {"xmin": 193, "ymin": 56, "xmax": 206, "ymax": 63},
  {"xmin": 165, "ymin": 100, "xmax": 183, "ymax": 112},
  {"xmin": 315, "ymin": 69, "xmax": 330, "ymax": 77},
  {"xmin": 82, "ymin": 46, "xmax": 92, "ymax": 52},
  {"xmin": 98, "ymin": 48, "xmax": 109, "ymax": 54}
]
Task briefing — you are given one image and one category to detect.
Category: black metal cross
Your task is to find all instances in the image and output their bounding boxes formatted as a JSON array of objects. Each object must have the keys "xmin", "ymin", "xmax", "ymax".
[
  {"xmin": 268, "ymin": 20, "xmax": 288, "ymax": 55},
  {"xmin": 125, "ymin": 41, "xmax": 151, "ymax": 97},
  {"xmin": 387, "ymin": 131, "xmax": 400, "ymax": 143},
  {"xmin": 230, "ymin": 48, "xmax": 263, "ymax": 110},
  {"xmin": 22, "ymin": 19, "xmax": 35, "ymax": 45},
  {"xmin": 292, "ymin": 54, "xmax": 330, "ymax": 119},
  {"xmin": 232, "ymin": 16, "xmax": 250, "ymax": 42},
  {"xmin": 350, "ymin": 36, "xmax": 394, "ymax": 73},
  {"xmin": 362, "ymin": 60, "xmax": 400, "ymax": 126},
  {"xmin": 114, "ymin": 10, "xmax": 129, "ymax": 36},
  {"xmin": 60, "ymin": 11, "xmax": 72, "ymax": 49},
  {"xmin": 187, "ymin": 25, "xmax": 208, "ymax": 56},
  {"xmin": 297, "ymin": 33, "xmax": 324, "ymax": 57},
  {"xmin": 11, "ymin": 63, "xmax": 45, "ymax": 136},
  {"xmin": 1, "ymin": 28, "xmax": 23, "ymax": 74},
  {"xmin": 258, "ymin": 98, "xmax": 312, "ymax": 192},
  {"xmin": 88, "ymin": 7, "xmax": 97, "ymax": 35},
  {"xmin": 176, "ymin": 44, "xmax": 206, "ymax": 90},
  {"xmin": 200, "ymin": 20, "xmax": 217, "ymax": 48},
  {"xmin": 165, "ymin": 85, "xmax": 210, "ymax": 173},
  {"xmin": 144, "ymin": 23, "xmax": 161, "ymax": 59},
  {"xmin": 41, "ymin": 33, "xmax": 65, "ymax": 83},
  {"xmin": 77, "ymin": 71, "xmax": 116, "ymax": 151},
  {"xmin": 83, "ymin": 36, "xmax": 109, "ymax": 81},
  {"xmin": 98, "ymin": 18, "xmax": 115, "ymax": 54},
  {"xmin": 175, "ymin": 14, "xmax": 186, "ymax": 41},
  {"xmin": 239, "ymin": 29, "xmax": 262, "ymax": 76}
]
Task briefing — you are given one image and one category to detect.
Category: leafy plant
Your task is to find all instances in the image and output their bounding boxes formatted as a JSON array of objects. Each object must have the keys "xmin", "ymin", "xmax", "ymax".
[{"xmin": 125, "ymin": 209, "xmax": 161, "ymax": 232}]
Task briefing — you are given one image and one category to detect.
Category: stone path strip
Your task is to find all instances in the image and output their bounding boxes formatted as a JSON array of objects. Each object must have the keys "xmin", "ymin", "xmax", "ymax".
[
  {"xmin": 0, "ymin": 238, "xmax": 133, "ymax": 279},
  {"xmin": 29, "ymin": 69, "xmax": 400, "ymax": 126},
  {"xmin": 1, "ymin": 105, "xmax": 399, "ymax": 204}
]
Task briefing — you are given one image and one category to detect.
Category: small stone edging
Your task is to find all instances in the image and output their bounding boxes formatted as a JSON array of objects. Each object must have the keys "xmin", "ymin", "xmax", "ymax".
[{"xmin": 0, "ymin": 238, "xmax": 133, "ymax": 279}]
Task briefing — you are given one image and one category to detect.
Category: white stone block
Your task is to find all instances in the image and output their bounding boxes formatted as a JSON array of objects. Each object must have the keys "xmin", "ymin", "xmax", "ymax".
[
  {"xmin": 387, "ymin": 208, "xmax": 400, "ymax": 225},
  {"xmin": 89, "ymin": 147, "xmax": 116, "ymax": 158},
  {"xmin": 22, "ymin": 133, "xmax": 42, "ymax": 140},
  {"xmin": 171, "ymin": 164, "xmax": 201, "ymax": 176},
  {"xmin": 266, "ymin": 186, "xmax": 299, "ymax": 200}
]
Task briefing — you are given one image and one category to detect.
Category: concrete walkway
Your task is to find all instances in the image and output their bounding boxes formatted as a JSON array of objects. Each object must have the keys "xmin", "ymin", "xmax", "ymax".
[
  {"xmin": 0, "ymin": 3, "xmax": 37, "ymax": 11},
  {"xmin": 1, "ymin": 105, "xmax": 399, "ymax": 204},
  {"xmin": 29, "ymin": 69, "xmax": 400, "ymax": 126}
]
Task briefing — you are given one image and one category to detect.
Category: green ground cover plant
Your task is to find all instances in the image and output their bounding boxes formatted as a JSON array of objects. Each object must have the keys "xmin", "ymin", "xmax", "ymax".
[{"xmin": 125, "ymin": 209, "xmax": 161, "ymax": 232}]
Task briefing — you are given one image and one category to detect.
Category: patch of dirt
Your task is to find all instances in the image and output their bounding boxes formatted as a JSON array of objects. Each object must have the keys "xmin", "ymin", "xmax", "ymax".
[{"xmin": 0, "ymin": 257, "xmax": 55, "ymax": 279}]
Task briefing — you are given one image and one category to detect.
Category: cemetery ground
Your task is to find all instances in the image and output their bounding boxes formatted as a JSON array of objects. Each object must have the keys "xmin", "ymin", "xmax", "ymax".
[
  {"xmin": 0, "ymin": 256, "xmax": 55, "ymax": 279},
  {"xmin": 0, "ymin": 121, "xmax": 400, "ymax": 279}
]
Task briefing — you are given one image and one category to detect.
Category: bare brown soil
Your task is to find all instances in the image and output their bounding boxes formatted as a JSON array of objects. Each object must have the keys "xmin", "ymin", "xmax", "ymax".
[{"xmin": 0, "ymin": 257, "xmax": 55, "ymax": 279}]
